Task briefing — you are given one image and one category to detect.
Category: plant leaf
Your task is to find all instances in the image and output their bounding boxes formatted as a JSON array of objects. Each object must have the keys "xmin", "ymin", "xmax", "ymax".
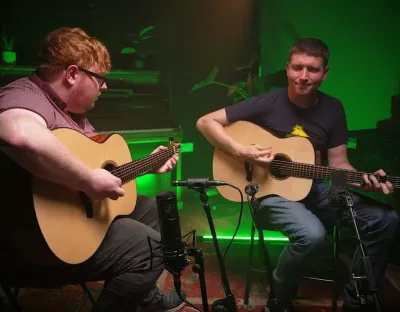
[
  {"xmin": 189, "ymin": 81, "xmax": 213, "ymax": 93},
  {"xmin": 8, "ymin": 38, "xmax": 14, "ymax": 50},
  {"xmin": 121, "ymin": 47, "xmax": 136, "ymax": 54},
  {"xmin": 189, "ymin": 67, "xmax": 219, "ymax": 93},
  {"xmin": 140, "ymin": 35, "xmax": 153, "ymax": 40},
  {"xmin": 206, "ymin": 66, "xmax": 218, "ymax": 83},
  {"xmin": 140, "ymin": 25, "xmax": 155, "ymax": 38}
]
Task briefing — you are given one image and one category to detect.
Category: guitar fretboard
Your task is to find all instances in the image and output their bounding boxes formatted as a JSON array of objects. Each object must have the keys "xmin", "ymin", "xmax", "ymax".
[
  {"xmin": 270, "ymin": 160, "xmax": 400, "ymax": 188},
  {"xmin": 110, "ymin": 146, "xmax": 179, "ymax": 183}
]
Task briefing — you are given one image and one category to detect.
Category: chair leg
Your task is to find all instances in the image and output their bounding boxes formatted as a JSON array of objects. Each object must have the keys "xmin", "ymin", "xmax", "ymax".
[
  {"xmin": 81, "ymin": 283, "xmax": 96, "ymax": 306},
  {"xmin": 256, "ymin": 227, "xmax": 276, "ymax": 306},
  {"xmin": 331, "ymin": 224, "xmax": 341, "ymax": 312},
  {"xmin": 244, "ymin": 222, "xmax": 257, "ymax": 306},
  {"xmin": 1, "ymin": 285, "xmax": 23, "ymax": 312},
  {"xmin": 75, "ymin": 283, "xmax": 96, "ymax": 312}
]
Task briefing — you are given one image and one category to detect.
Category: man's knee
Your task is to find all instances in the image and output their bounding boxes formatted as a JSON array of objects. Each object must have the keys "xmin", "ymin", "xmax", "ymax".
[
  {"xmin": 379, "ymin": 209, "xmax": 399, "ymax": 237},
  {"xmin": 101, "ymin": 218, "xmax": 161, "ymax": 266},
  {"xmin": 293, "ymin": 224, "xmax": 326, "ymax": 253}
]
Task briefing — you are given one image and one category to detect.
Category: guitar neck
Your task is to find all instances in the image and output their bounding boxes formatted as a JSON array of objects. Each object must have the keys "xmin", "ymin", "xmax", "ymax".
[
  {"xmin": 272, "ymin": 160, "xmax": 400, "ymax": 188},
  {"xmin": 111, "ymin": 147, "xmax": 178, "ymax": 183}
]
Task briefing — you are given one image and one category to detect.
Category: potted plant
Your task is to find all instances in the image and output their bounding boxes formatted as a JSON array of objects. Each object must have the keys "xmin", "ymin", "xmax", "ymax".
[
  {"xmin": 190, "ymin": 56, "xmax": 287, "ymax": 105},
  {"xmin": 1, "ymin": 28, "xmax": 16, "ymax": 66},
  {"xmin": 121, "ymin": 25, "xmax": 155, "ymax": 69}
]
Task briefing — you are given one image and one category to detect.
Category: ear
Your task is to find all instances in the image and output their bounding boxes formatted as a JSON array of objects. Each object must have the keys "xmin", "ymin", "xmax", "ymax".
[
  {"xmin": 286, "ymin": 62, "xmax": 290, "ymax": 74},
  {"xmin": 322, "ymin": 66, "xmax": 329, "ymax": 80},
  {"xmin": 65, "ymin": 65, "xmax": 80, "ymax": 86}
]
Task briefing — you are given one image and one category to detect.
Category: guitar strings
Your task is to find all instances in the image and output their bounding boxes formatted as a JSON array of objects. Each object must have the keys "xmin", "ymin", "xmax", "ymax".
[
  {"xmin": 268, "ymin": 160, "xmax": 400, "ymax": 187},
  {"xmin": 269, "ymin": 161, "xmax": 400, "ymax": 184},
  {"xmin": 105, "ymin": 150, "xmax": 400, "ymax": 188},
  {"xmin": 112, "ymin": 149, "xmax": 176, "ymax": 177},
  {"xmin": 110, "ymin": 147, "xmax": 179, "ymax": 180}
]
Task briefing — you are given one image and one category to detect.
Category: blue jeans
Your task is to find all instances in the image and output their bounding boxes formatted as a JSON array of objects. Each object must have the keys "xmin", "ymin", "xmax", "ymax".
[{"xmin": 257, "ymin": 183, "xmax": 399, "ymax": 307}]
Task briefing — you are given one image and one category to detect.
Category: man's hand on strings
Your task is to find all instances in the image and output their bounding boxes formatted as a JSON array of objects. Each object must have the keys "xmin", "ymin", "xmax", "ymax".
[{"xmin": 237, "ymin": 144, "xmax": 274, "ymax": 166}]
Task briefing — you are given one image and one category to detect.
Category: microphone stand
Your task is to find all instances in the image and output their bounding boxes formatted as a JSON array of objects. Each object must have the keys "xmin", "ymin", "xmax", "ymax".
[
  {"xmin": 148, "ymin": 229, "xmax": 209, "ymax": 312},
  {"xmin": 192, "ymin": 184, "xmax": 238, "ymax": 312},
  {"xmin": 186, "ymin": 246, "xmax": 209, "ymax": 312},
  {"xmin": 328, "ymin": 171, "xmax": 381, "ymax": 312}
]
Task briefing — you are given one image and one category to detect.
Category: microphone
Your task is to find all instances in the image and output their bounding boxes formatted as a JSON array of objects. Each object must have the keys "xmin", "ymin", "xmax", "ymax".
[
  {"xmin": 156, "ymin": 191, "xmax": 186, "ymax": 294},
  {"xmin": 173, "ymin": 178, "xmax": 227, "ymax": 189}
]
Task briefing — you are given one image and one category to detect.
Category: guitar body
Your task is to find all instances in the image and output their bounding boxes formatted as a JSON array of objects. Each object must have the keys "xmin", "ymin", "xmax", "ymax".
[
  {"xmin": 30, "ymin": 129, "xmax": 137, "ymax": 265},
  {"xmin": 213, "ymin": 121, "xmax": 315, "ymax": 202}
]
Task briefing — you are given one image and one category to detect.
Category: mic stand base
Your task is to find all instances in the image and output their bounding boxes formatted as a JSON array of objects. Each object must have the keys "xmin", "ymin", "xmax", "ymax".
[
  {"xmin": 345, "ymin": 193, "xmax": 381, "ymax": 312},
  {"xmin": 195, "ymin": 187, "xmax": 238, "ymax": 312},
  {"xmin": 330, "ymin": 185, "xmax": 381, "ymax": 312}
]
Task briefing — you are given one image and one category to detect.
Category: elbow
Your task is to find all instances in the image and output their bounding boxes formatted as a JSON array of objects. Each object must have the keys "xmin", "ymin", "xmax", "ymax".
[
  {"xmin": 196, "ymin": 116, "xmax": 207, "ymax": 132},
  {"xmin": 2, "ymin": 131, "xmax": 30, "ymax": 151}
]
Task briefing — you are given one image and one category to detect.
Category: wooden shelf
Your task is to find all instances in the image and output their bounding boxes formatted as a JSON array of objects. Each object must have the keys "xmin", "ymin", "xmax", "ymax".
[{"xmin": 0, "ymin": 65, "xmax": 161, "ymax": 86}]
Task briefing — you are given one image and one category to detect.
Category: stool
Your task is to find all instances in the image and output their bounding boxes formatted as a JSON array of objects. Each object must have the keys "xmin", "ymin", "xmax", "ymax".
[{"xmin": 244, "ymin": 218, "xmax": 341, "ymax": 312}]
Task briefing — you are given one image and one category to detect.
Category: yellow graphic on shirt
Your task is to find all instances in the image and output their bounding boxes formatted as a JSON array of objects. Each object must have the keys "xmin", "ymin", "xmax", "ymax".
[{"xmin": 290, "ymin": 124, "xmax": 309, "ymax": 138}]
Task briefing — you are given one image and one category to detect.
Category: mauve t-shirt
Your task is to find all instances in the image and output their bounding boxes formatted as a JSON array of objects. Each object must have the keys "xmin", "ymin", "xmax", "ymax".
[
  {"xmin": 0, "ymin": 73, "xmax": 97, "ymax": 136},
  {"xmin": 0, "ymin": 75, "xmax": 98, "ymax": 245}
]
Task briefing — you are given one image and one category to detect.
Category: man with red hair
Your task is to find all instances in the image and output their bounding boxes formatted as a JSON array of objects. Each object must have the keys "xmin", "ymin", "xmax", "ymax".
[{"xmin": 0, "ymin": 27, "xmax": 185, "ymax": 312}]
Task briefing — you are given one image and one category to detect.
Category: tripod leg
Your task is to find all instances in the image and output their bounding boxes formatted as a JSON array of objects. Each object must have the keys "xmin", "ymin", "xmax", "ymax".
[
  {"xmin": 190, "ymin": 248, "xmax": 210, "ymax": 312},
  {"xmin": 256, "ymin": 228, "xmax": 276, "ymax": 306}
]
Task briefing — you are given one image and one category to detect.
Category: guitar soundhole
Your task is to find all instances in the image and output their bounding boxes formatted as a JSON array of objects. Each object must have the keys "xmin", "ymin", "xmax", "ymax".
[
  {"xmin": 269, "ymin": 153, "xmax": 292, "ymax": 180},
  {"xmin": 103, "ymin": 161, "xmax": 117, "ymax": 172}
]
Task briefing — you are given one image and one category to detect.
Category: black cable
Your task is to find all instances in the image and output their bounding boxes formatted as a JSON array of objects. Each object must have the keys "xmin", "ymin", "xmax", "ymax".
[{"xmin": 220, "ymin": 184, "xmax": 244, "ymax": 264}]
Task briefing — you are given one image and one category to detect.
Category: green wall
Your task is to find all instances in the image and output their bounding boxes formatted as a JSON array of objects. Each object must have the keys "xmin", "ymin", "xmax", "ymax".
[{"xmin": 260, "ymin": 0, "xmax": 400, "ymax": 130}]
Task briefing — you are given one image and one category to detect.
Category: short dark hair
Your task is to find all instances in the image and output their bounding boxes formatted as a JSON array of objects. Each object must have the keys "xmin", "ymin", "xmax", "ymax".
[{"xmin": 288, "ymin": 37, "xmax": 329, "ymax": 67}]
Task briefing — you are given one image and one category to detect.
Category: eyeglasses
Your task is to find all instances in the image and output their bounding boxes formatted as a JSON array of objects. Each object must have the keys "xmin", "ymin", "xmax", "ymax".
[{"xmin": 77, "ymin": 67, "xmax": 107, "ymax": 87}]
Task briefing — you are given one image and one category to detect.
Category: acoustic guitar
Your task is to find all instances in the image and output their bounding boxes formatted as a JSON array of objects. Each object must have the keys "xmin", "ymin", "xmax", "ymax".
[
  {"xmin": 20, "ymin": 128, "xmax": 180, "ymax": 265},
  {"xmin": 212, "ymin": 121, "xmax": 400, "ymax": 202}
]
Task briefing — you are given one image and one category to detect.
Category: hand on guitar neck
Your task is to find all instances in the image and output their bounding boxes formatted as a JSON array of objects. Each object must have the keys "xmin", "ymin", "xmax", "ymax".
[{"xmin": 360, "ymin": 169, "xmax": 394, "ymax": 195}]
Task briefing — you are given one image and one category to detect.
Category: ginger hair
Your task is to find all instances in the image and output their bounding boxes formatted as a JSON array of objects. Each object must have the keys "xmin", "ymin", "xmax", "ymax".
[{"xmin": 38, "ymin": 27, "xmax": 111, "ymax": 76}]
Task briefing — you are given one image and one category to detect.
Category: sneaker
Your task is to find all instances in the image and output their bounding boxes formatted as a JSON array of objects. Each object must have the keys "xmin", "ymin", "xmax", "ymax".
[
  {"xmin": 137, "ymin": 287, "xmax": 186, "ymax": 312},
  {"xmin": 267, "ymin": 298, "xmax": 295, "ymax": 312}
]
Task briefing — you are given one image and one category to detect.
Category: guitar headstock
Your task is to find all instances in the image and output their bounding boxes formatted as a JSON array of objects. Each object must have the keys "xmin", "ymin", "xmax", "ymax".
[{"xmin": 168, "ymin": 137, "xmax": 181, "ymax": 154}]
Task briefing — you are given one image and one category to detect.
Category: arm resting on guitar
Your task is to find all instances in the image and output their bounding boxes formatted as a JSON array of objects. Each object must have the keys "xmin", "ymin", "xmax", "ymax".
[
  {"xmin": 0, "ymin": 108, "xmax": 93, "ymax": 192},
  {"xmin": 196, "ymin": 109, "xmax": 244, "ymax": 157}
]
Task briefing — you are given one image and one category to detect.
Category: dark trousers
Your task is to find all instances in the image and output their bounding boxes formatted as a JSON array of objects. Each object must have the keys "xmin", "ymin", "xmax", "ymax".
[{"xmin": 0, "ymin": 196, "xmax": 164, "ymax": 312}]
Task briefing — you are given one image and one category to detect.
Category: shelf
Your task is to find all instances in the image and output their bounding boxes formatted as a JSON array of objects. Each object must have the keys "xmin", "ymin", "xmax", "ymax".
[{"xmin": 0, "ymin": 65, "xmax": 161, "ymax": 85}]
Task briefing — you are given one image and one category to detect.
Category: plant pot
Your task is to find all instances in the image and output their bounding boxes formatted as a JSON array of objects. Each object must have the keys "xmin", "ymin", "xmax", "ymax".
[{"xmin": 1, "ymin": 51, "xmax": 17, "ymax": 65}]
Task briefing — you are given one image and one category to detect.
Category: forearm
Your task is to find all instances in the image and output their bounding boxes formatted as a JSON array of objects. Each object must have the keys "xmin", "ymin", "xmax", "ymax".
[
  {"xmin": 2, "ymin": 136, "xmax": 92, "ymax": 191},
  {"xmin": 0, "ymin": 119, "xmax": 92, "ymax": 191},
  {"xmin": 197, "ymin": 119, "xmax": 242, "ymax": 156}
]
